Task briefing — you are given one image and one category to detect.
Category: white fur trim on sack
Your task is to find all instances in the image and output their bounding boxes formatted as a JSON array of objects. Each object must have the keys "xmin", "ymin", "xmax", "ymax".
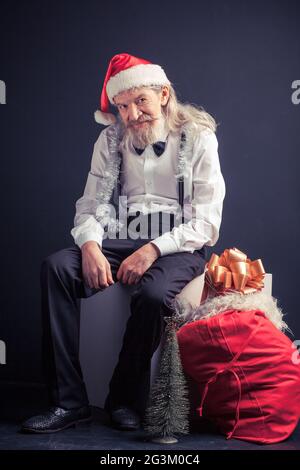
[
  {"xmin": 106, "ymin": 63, "xmax": 171, "ymax": 104},
  {"xmin": 174, "ymin": 290, "xmax": 289, "ymax": 332}
]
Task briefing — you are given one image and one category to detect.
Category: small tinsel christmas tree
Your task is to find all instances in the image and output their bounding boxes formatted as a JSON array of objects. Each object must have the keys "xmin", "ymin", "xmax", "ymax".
[{"xmin": 143, "ymin": 311, "xmax": 190, "ymax": 444}]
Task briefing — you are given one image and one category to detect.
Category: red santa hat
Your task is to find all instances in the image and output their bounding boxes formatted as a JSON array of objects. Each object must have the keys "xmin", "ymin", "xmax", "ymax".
[{"xmin": 94, "ymin": 52, "xmax": 171, "ymax": 125}]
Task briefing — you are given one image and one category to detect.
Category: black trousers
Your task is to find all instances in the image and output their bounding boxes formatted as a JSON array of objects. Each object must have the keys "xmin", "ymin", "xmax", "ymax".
[{"xmin": 41, "ymin": 218, "xmax": 207, "ymax": 416}]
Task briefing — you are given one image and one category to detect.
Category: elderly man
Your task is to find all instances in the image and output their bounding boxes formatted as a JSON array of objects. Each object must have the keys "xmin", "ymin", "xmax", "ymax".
[{"xmin": 21, "ymin": 53, "xmax": 226, "ymax": 433}]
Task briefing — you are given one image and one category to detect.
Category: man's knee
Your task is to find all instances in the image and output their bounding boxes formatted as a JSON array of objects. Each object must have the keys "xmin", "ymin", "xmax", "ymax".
[
  {"xmin": 40, "ymin": 248, "xmax": 75, "ymax": 278},
  {"xmin": 131, "ymin": 280, "xmax": 168, "ymax": 311}
]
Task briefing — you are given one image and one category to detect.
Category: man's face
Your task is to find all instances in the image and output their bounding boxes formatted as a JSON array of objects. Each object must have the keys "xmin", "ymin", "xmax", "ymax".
[{"xmin": 113, "ymin": 86, "xmax": 170, "ymax": 147}]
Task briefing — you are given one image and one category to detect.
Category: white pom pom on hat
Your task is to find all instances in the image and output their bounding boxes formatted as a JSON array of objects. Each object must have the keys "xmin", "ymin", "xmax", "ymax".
[
  {"xmin": 94, "ymin": 110, "xmax": 117, "ymax": 125},
  {"xmin": 94, "ymin": 52, "xmax": 171, "ymax": 125}
]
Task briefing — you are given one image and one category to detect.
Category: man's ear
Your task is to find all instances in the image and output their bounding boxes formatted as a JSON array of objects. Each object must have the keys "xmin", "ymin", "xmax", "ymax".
[{"xmin": 161, "ymin": 86, "xmax": 170, "ymax": 106}]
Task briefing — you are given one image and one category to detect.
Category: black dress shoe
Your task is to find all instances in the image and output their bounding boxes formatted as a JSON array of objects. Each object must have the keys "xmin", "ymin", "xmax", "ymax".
[
  {"xmin": 20, "ymin": 406, "xmax": 92, "ymax": 434},
  {"xmin": 108, "ymin": 406, "xmax": 141, "ymax": 431}
]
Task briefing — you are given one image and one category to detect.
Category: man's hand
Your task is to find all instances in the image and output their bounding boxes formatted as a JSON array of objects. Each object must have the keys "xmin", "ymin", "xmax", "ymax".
[
  {"xmin": 81, "ymin": 241, "xmax": 114, "ymax": 290},
  {"xmin": 117, "ymin": 242, "xmax": 161, "ymax": 285}
]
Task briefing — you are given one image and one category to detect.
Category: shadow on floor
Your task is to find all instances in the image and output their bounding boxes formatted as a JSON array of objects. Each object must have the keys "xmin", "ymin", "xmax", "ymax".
[{"xmin": 0, "ymin": 381, "xmax": 299, "ymax": 451}]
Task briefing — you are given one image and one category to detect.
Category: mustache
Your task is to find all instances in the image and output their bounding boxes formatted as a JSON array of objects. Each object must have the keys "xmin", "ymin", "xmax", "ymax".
[{"xmin": 128, "ymin": 116, "xmax": 159, "ymax": 127}]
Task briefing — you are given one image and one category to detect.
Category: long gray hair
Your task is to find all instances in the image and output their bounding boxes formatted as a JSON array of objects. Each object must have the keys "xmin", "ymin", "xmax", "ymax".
[
  {"xmin": 158, "ymin": 83, "xmax": 217, "ymax": 133},
  {"xmin": 114, "ymin": 83, "xmax": 218, "ymax": 134},
  {"xmin": 119, "ymin": 84, "xmax": 217, "ymax": 132}
]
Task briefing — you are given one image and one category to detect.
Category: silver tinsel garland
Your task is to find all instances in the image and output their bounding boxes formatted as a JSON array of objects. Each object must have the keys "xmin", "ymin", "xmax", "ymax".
[{"xmin": 94, "ymin": 116, "xmax": 125, "ymax": 233}]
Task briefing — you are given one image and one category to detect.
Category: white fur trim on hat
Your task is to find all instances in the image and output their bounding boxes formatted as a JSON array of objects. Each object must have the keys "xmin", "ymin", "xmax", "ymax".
[
  {"xmin": 94, "ymin": 110, "xmax": 117, "ymax": 126},
  {"xmin": 106, "ymin": 63, "xmax": 170, "ymax": 104}
]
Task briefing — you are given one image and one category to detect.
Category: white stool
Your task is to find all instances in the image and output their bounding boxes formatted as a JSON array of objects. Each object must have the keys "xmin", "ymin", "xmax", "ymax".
[
  {"xmin": 79, "ymin": 273, "xmax": 272, "ymax": 408},
  {"xmin": 79, "ymin": 282, "xmax": 163, "ymax": 408}
]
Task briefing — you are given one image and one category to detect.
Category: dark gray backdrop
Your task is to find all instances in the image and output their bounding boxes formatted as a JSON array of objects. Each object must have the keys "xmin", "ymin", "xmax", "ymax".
[{"xmin": 0, "ymin": 0, "xmax": 299, "ymax": 386}]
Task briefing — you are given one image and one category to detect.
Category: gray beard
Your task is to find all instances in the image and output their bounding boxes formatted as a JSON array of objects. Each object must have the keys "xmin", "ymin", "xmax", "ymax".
[{"xmin": 119, "ymin": 115, "xmax": 168, "ymax": 150}]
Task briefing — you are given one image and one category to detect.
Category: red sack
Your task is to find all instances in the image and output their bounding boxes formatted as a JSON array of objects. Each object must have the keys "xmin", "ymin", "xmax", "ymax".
[{"xmin": 177, "ymin": 308, "xmax": 300, "ymax": 444}]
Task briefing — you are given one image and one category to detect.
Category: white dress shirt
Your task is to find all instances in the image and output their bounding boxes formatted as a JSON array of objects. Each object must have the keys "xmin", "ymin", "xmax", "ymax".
[
  {"xmin": 120, "ymin": 126, "xmax": 179, "ymax": 216},
  {"xmin": 70, "ymin": 124, "xmax": 226, "ymax": 256}
]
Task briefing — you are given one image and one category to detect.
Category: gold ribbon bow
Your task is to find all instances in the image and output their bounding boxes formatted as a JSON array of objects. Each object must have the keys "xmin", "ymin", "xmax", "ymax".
[{"xmin": 205, "ymin": 247, "xmax": 265, "ymax": 295}]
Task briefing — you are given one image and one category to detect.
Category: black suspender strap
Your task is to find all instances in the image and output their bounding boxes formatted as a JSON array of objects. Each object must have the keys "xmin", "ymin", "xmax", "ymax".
[
  {"xmin": 178, "ymin": 175, "xmax": 184, "ymax": 224},
  {"xmin": 178, "ymin": 131, "xmax": 186, "ymax": 224}
]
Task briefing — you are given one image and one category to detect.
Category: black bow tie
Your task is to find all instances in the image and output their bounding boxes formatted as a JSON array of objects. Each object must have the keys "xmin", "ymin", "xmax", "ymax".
[{"xmin": 133, "ymin": 141, "xmax": 166, "ymax": 157}]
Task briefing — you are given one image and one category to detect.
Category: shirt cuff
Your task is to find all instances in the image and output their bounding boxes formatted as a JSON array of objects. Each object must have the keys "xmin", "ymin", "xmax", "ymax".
[
  {"xmin": 74, "ymin": 232, "xmax": 103, "ymax": 250},
  {"xmin": 151, "ymin": 235, "xmax": 180, "ymax": 256}
]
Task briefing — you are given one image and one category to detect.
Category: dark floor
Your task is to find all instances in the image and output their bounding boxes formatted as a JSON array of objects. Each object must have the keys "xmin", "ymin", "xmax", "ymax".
[{"xmin": 0, "ymin": 382, "xmax": 300, "ymax": 451}]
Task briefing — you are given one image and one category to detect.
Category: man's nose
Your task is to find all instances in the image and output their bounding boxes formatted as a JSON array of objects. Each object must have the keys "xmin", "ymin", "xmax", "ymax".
[{"xmin": 127, "ymin": 103, "xmax": 141, "ymax": 121}]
